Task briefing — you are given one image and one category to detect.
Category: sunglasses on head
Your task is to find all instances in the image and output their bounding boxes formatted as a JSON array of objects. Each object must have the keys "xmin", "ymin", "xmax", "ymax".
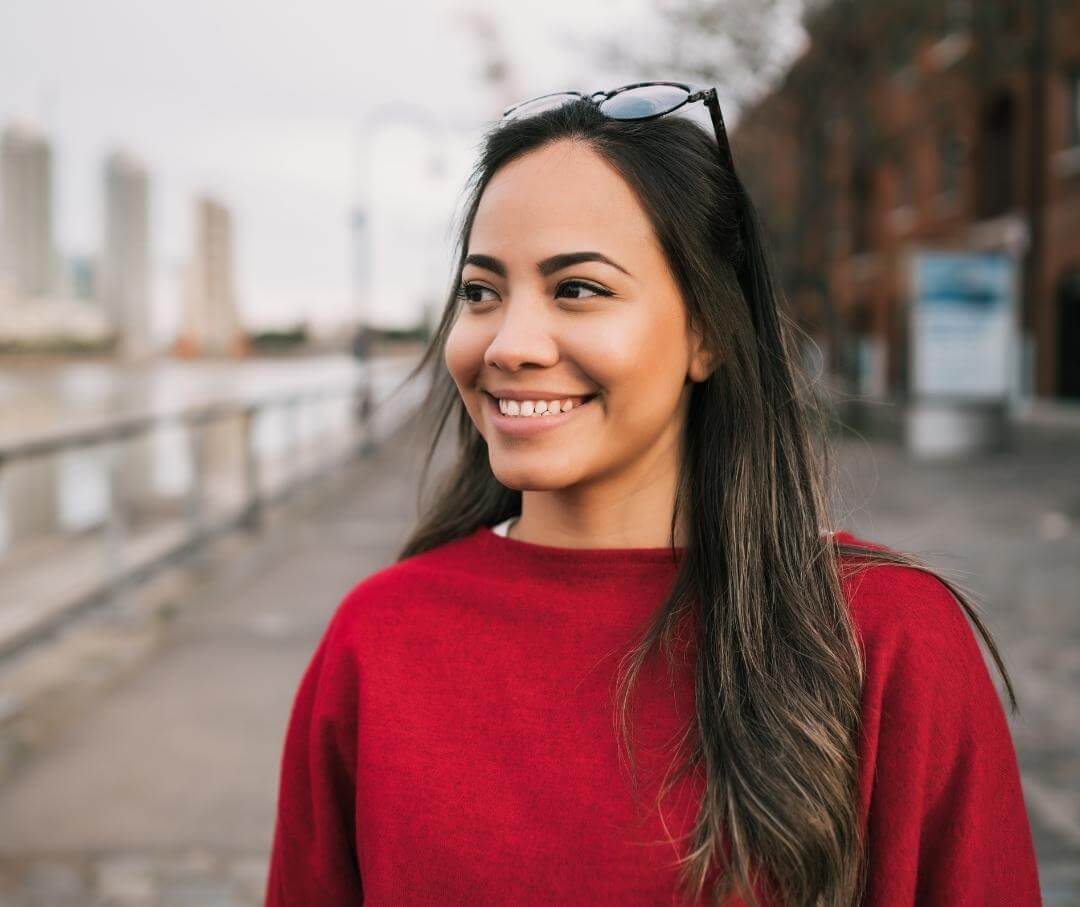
[{"xmin": 501, "ymin": 81, "xmax": 737, "ymax": 175}]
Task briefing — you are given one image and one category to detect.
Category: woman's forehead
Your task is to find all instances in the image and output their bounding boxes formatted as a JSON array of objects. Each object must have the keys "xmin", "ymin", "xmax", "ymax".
[
  {"xmin": 470, "ymin": 148, "xmax": 659, "ymax": 267},
  {"xmin": 478, "ymin": 143, "xmax": 640, "ymax": 221}
]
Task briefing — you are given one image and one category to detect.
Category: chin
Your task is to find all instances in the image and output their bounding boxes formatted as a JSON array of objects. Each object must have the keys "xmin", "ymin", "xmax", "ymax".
[{"xmin": 488, "ymin": 454, "xmax": 581, "ymax": 492}]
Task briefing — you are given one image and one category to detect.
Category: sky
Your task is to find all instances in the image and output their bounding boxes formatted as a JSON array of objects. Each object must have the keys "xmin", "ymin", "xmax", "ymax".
[{"xmin": 0, "ymin": 0, "xmax": 791, "ymax": 340}]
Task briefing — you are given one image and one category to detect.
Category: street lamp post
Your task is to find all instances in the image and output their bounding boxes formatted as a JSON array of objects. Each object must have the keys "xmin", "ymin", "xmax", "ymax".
[{"xmin": 350, "ymin": 104, "xmax": 453, "ymax": 361}]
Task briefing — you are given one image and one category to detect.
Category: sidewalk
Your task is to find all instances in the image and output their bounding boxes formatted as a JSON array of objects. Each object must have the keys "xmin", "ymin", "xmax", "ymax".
[
  {"xmin": 0, "ymin": 406, "xmax": 451, "ymax": 907},
  {"xmin": 830, "ymin": 422, "xmax": 1080, "ymax": 903},
  {"xmin": 0, "ymin": 409, "xmax": 1075, "ymax": 905},
  {"xmin": 834, "ymin": 391, "xmax": 1080, "ymax": 445}
]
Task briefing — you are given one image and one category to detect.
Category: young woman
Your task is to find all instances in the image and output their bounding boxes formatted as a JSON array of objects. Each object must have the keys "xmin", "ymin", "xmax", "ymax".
[{"xmin": 265, "ymin": 84, "xmax": 1042, "ymax": 906}]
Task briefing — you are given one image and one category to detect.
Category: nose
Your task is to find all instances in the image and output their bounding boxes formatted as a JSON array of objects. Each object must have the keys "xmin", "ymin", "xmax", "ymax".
[{"xmin": 482, "ymin": 297, "xmax": 560, "ymax": 372}]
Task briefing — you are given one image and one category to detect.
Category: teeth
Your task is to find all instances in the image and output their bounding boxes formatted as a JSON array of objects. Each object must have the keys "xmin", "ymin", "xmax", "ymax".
[{"xmin": 497, "ymin": 396, "xmax": 589, "ymax": 417}]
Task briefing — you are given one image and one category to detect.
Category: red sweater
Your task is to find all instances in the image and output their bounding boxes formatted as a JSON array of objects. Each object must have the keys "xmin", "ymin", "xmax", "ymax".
[{"xmin": 264, "ymin": 526, "xmax": 1042, "ymax": 905}]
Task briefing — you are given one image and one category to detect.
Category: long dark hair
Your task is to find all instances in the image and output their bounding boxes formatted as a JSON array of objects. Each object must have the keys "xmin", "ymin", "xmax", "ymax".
[{"xmin": 390, "ymin": 99, "xmax": 1018, "ymax": 906}]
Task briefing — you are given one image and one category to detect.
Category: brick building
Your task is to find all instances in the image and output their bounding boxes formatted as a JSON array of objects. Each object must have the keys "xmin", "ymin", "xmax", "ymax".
[{"xmin": 732, "ymin": 0, "xmax": 1080, "ymax": 401}]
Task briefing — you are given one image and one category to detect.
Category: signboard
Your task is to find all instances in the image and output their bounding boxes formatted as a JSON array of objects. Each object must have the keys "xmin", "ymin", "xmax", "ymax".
[
  {"xmin": 856, "ymin": 334, "xmax": 887, "ymax": 398},
  {"xmin": 908, "ymin": 250, "xmax": 1018, "ymax": 400}
]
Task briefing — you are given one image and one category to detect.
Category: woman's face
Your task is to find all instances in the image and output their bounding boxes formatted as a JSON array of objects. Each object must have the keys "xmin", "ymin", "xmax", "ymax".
[{"xmin": 444, "ymin": 139, "xmax": 712, "ymax": 493}]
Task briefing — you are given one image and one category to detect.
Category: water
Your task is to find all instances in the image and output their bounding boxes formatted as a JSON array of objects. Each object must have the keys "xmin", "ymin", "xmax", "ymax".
[{"xmin": 0, "ymin": 353, "xmax": 424, "ymax": 552}]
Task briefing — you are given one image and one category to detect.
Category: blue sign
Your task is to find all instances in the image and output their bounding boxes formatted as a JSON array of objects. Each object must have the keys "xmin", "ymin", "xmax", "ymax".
[{"xmin": 909, "ymin": 250, "xmax": 1018, "ymax": 399}]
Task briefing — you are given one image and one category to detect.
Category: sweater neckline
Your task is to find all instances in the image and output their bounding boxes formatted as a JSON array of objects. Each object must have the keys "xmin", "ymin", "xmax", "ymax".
[
  {"xmin": 476, "ymin": 522, "xmax": 851, "ymax": 566},
  {"xmin": 475, "ymin": 523, "xmax": 685, "ymax": 564}
]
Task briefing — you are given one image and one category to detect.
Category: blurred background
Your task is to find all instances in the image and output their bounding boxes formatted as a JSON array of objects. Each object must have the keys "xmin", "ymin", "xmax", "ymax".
[{"xmin": 0, "ymin": 0, "xmax": 1077, "ymax": 904}]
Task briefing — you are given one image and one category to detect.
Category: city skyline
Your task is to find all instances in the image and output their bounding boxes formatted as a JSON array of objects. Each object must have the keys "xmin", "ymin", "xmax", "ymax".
[
  {"xmin": 0, "ymin": 114, "xmax": 480, "ymax": 348},
  {"xmin": 0, "ymin": 0, "xmax": 662, "ymax": 341}
]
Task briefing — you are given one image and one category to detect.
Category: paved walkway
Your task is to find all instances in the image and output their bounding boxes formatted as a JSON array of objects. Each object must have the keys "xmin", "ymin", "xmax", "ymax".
[
  {"xmin": 0, "ymin": 407, "xmax": 452, "ymax": 906},
  {"xmin": 0, "ymin": 412, "xmax": 1075, "ymax": 905},
  {"xmin": 831, "ymin": 422, "xmax": 1080, "ymax": 904}
]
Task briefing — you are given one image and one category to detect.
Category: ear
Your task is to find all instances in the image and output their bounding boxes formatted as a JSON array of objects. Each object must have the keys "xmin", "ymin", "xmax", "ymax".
[{"xmin": 686, "ymin": 323, "xmax": 715, "ymax": 384}]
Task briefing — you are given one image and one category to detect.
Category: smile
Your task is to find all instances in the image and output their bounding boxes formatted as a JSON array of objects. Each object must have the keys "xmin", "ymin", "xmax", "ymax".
[{"xmin": 483, "ymin": 391, "xmax": 599, "ymax": 437}]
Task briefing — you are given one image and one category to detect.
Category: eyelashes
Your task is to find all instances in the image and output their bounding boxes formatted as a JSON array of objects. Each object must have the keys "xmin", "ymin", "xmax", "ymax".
[{"xmin": 454, "ymin": 279, "xmax": 614, "ymax": 306}]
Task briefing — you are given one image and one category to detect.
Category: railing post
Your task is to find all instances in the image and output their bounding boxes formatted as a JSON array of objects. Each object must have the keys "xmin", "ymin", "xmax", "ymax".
[
  {"xmin": 102, "ymin": 436, "xmax": 131, "ymax": 614},
  {"xmin": 186, "ymin": 414, "xmax": 208, "ymax": 562},
  {"xmin": 356, "ymin": 383, "xmax": 375, "ymax": 457},
  {"xmin": 241, "ymin": 405, "xmax": 263, "ymax": 532},
  {"xmin": 287, "ymin": 397, "xmax": 303, "ymax": 493}
]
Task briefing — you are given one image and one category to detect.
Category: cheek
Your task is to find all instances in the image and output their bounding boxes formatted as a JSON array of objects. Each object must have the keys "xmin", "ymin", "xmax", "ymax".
[
  {"xmin": 444, "ymin": 315, "xmax": 482, "ymax": 388},
  {"xmin": 444, "ymin": 316, "xmax": 496, "ymax": 434},
  {"xmin": 571, "ymin": 308, "xmax": 688, "ymax": 416}
]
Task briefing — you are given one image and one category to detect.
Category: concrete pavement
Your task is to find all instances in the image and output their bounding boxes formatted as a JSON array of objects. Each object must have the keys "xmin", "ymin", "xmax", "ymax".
[
  {"xmin": 0, "ymin": 407, "xmax": 450, "ymax": 906},
  {"xmin": 0, "ymin": 410, "xmax": 1075, "ymax": 905}
]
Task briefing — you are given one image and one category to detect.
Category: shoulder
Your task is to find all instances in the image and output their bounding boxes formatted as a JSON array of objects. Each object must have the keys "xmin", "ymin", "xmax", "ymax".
[
  {"xmin": 832, "ymin": 531, "xmax": 1011, "ymax": 768},
  {"xmin": 323, "ymin": 528, "xmax": 488, "ymax": 640},
  {"xmin": 837, "ymin": 535, "xmax": 1040, "ymax": 902},
  {"xmin": 830, "ymin": 532, "xmax": 1011, "ymax": 763},
  {"xmin": 830, "ymin": 530, "xmax": 984, "ymax": 686}
]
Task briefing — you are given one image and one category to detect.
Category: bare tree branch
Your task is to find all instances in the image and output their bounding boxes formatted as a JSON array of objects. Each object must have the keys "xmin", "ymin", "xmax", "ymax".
[{"xmin": 552, "ymin": 0, "xmax": 809, "ymax": 114}]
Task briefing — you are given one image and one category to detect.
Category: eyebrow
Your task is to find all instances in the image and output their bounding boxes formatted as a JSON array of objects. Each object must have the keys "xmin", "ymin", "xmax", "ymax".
[{"xmin": 463, "ymin": 251, "xmax": 632, "ymax": 279}]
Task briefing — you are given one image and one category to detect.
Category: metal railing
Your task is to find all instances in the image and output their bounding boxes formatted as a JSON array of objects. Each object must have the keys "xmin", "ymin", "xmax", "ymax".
[{"xmin": 0, "ymin": 370, "xmax": 421, "ymax": 660}]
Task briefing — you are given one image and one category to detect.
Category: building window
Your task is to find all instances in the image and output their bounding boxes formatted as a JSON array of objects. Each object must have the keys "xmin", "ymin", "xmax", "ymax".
[
  {"xmin": 1000, "ymin": 0, "xmax": 1022, "ymax": 34},
  {"xmin": 938, "ymin": 129, "xmax": 964, "ymax": 205},
  {"xmin": 896, "ymin": 156, "xmax": 915, "ymax": 210},
  {"xmin": 946, "ymin": 0, "xmax": 972, "ymax": 34},
  {"xmin": 887, "ymin": 153, "xmax": 917, "ymax": 234},
  {"xmin": 851, "ymin": 162, "xmax": 874, "ymax": 254},
  {"xmin": 1067, "ymin": 67, "xmax": 1080, "ymax": 150},
  {"xmin": 975, "ymin": 92, "xmax": 1015, "ymax": 219}
]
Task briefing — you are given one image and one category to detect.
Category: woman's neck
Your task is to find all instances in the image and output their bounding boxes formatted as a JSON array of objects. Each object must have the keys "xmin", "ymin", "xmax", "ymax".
[{"xmin": 510, "ymin": 461, "xmax": 686, "ymax": 550}]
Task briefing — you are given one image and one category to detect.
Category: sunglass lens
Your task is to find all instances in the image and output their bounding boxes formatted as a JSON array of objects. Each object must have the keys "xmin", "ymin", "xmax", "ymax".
[
  {"xmin": 503, "ymin": 92, "xmax": 582, "ymax": 120},
  {"xmin": 599, "ymin": 84, "xmax": 690, "ymax": 119}
]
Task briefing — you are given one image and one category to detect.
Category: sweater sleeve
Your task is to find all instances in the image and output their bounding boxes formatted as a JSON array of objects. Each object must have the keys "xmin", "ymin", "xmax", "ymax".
[
  {"xmin": 855, "ymin": 568, "xmax": 1042, "ymax": 905},
  {"xmin": 264, "ymin": 600, "xmax": 363, "ymax": 906}
]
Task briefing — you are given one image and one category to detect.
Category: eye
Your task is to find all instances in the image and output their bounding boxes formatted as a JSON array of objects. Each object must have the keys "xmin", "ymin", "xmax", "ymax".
[
  {"xmin": 455, "ymin": 281, "xmax": 496, "ymax": 305},
  {"xmin": 556, "ymin": 279, "xmax": 612, "ymax": 300},
  {"xmin": 453, "ymin": 278, "xmax": 614, "ymax": 306}
]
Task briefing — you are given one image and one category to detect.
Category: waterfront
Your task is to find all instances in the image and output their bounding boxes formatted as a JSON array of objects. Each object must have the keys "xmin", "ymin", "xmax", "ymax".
[
  {"xmin": 0, "ymin": 353, "xmax": 424, "ymax": 548},
  {"xmin": 0, "ymin": 410, "xmax": 1076, "ymax": 904}
]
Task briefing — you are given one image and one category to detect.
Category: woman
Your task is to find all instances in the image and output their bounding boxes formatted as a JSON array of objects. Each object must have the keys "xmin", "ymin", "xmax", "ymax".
[{"xmin": 265, "ymin": 84, "xmax": 1041, "ymax": 906}]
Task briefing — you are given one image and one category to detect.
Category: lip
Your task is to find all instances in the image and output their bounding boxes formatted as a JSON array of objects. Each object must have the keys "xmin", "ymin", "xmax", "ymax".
[
  {"xmin": 483, "ymin": 390, "xmax": 598, "ymax": 437},
  {"xmin": 482, "ymin": 388, "xmax": 595, "ymax": 402}
]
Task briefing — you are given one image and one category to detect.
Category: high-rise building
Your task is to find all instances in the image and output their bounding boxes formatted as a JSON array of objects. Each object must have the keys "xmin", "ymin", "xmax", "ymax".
[
  {"xmin": 0, "ymin": 121, "xmax": 53, "ymax": 300},
  {"xmin": 176, "ymin": 195, "xmax": 244, "ymax": 357},
  {"xmin": 101, "ymin": 149, "xmax": 152, "ymax": 359}
]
